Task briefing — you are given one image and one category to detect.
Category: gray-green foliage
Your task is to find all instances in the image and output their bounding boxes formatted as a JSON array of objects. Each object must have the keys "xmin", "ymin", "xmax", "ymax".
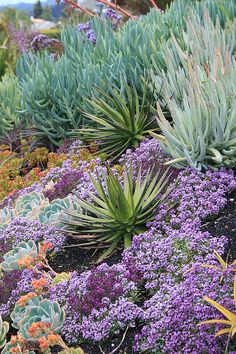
[
  {"xmin": 152, "ymin": 52, "xmax": 236, "ymax": 170},
  {"xmin": 16, "ymin": 0, "xmax": 236, "ymax": 145},
  {"xmin": 0, "ymin": 73, "xmax": 22, "ymax": 138},
  {"xmin": 150, "ymin": 11, "xmax": 236, "ymax": 105}
]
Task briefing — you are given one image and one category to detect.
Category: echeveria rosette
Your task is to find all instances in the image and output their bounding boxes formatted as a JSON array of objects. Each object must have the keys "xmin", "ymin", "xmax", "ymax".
[
  {"xmin": 15, "ymin": 192, "xmax": 49, "ymax": 219},
  {"xmin": 0, "ymin": 207, "xmax": 15, "ymax": 231},
  {"xmin": 11, "ymin": 296, "xmax": 43, "ymax": 329},
  {"xmin": 38, "ymin": 196, "xmax": 81, "ymax": 229},
  {"xmin": 0, "ymin": 240, "xmax": 39, "ymax": 271},
  {"xmin": 0, "ymin": 315, "xmax": 9, "ymax": 349},
  {"xmin": 2, "ymin": 341, "xmax": 35, "ymax": 354},
  {"xmin": 18, "ymin": 299, "xmax": 65, "ymax": 340}
]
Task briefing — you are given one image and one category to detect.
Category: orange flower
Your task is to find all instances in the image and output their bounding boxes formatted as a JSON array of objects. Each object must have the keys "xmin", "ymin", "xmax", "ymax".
[
  {"xmin": 17, "ymin": 292, "xmax": 36, "ymax": 307},
  {"xmin": 39, "ymin": 242, "xmax": 53, "ymax": 253},
  {"xmin": 47, "ymin": 333, "xmax": 60, "ymax": 344},
  {"xmin": 9, "ymin": 348, "xmax": 20, "ymax": 353},
  {"xmin": 18, "ymin": 255, "xmax": 34, "ymax": 268},
  {"xmin": 38, "ymin": 337, "xmax": 49, "ymax": 350},
  {"xmin": 10, "ymin": 335, "xmax": 17, "ymax": 345},
  {"xmin": 31, "ymin": 278, "xmax": 47, "ymax": 290},
  {"xmin": 28, "ymin": 321, "xmax": 50, "ymax": 338}
]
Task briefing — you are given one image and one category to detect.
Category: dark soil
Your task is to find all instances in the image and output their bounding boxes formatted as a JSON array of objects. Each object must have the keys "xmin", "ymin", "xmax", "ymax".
[{"xmin": 201, "ymin": 190, "xmax": 236, "ymax": 260}]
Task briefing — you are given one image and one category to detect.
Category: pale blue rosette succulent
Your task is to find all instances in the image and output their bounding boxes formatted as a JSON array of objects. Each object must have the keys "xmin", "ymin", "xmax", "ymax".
[
  {"xmin": 0, "ymin": 207, "xmax": 14, "ymax": 230},
  {"xmin": 11, "ymin": 296, "xmax": 43, "ymax": 329},
  {"xmin": 0, "ymin": 240, "xmax": 39, "ymax": 271},
  {"xmin": 18, "ymin": 299, "xmax": 65, "ymax": 340},
  {"xmin": 38, "ymin": 196, "xmax": 81, "ymax": 229},
  {"xmin": 15, "ymin": 192, "xmax": 49, "ymax": 219}
]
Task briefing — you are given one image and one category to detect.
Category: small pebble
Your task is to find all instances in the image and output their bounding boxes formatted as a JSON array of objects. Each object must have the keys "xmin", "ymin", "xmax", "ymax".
[{"xmin": 230, "ymin": 198, "xmax": 234, "ymax": 202}]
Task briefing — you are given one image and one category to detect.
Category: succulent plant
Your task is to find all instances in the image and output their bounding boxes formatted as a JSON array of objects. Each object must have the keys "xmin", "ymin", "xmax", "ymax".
[
  {"xmin": 0, "ymin": 240, "xmax": 39, "ymax": 271},
  {"xmin": 79, "ymin": 84, "xmax": 157, "ymax": 161},
  {"xmin": 38, "ymin": 196, "xmax": 81, "ymax": 229},
  {"xmin": 2, "ymin": 341, "xmax": 35, "ymax": 354},
  {"xmin": 51, "ymin": 272, "xmax": 71, "ymax": 286},
  {"xmin": 19, "ymin": 299, "xmax": 65, "ymax": 340},
  {"xmin": 0, "ymin": 315, "xmax": 9, "ymax": 349},
  {"xmin": 11, "ymin": 296, "xmax": 43, "ymax": 329},
  {"xmin": 66, "ymin": 165, "xmax": 172, "ymax": 260},
  {"xmin": 15, "ymin": 192, "xmax": 49, "ymax": 219},
  {"xmin": 0, "ymin": 73, "xmax": 22, "ymax": 139},
  {"xmin": 0, "ymin": 207, "xmax": 15, "ymax": 230}
]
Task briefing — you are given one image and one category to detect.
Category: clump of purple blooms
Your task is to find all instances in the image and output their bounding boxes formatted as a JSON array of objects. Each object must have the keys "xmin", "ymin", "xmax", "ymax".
[
  {"xmin": 30, "ymin": 34, "xmax": 60, "ymax": 52},
  {"xmin": 8, "ymin": 25, "xmax": 39, "ymax": 53},
  {"xmin": 103, "ymin": 8, "xmax": 122, "ymax": 29},
  {"xmin": 77, "ymin": 22, "xmax": 96, "ymax": 45}
]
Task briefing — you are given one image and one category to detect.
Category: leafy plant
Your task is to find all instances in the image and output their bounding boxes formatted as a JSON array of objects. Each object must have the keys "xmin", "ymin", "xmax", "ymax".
[
  {"xmin": 151, "ymin": 51, "xmax": 236, "ymax": 170},
  {"xmin": 199, "ymin": 275, "xmax": 236, "ymax": 351},
  {"xmin": 66, "ymin": 165, "xmax": 171, "ymax": 260},
  {"xmin": 11, "ymin": 295, "xmax": 43, "ymax": 329},
  {"xmin": 0, "ymin": 315, "xmax": 9, "ymax": 349},
  {"xmin": 79, "ymin": 85, "xmax": 157, "ymax": 160},
  {"xmin": 0, "ymin": 73, "xmax": 22, "ymax": 139}
]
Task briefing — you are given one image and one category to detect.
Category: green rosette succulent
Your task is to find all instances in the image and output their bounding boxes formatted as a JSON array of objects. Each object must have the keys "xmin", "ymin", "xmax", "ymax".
[
  {"xmin": 0, "ymin": 315, "xmax": 9, "ymax": 349},
  {"xmin": 0, "ymin": 207, "xmax": 14, "ymax": 230},
  {"xmin": 11, "ymin": 296, "xmax": 43, "ymax": 329},
  {"xmin": 38, "ymin": 196, "xmax": 81, "ymax": 229},
  {"xmin": 0, "ymin": 240, "xmax": 39, "ymax": 271},
  {"xmin": 2, "ymin": 341, "xmax": 35, "ymax": 354},
  {"xmin": 19, "ymin": 299, "xmax": 65, "ymax": 340},
  {"xmin": 15, "ymin": 192, "xmax": 49, "ymax": 219}
]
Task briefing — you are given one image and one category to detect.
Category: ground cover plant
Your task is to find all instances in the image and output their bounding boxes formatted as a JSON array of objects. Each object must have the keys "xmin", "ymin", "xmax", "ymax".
[{"xmin": 0, "ymin": 0, "xmax": 236, "ymax": 353}]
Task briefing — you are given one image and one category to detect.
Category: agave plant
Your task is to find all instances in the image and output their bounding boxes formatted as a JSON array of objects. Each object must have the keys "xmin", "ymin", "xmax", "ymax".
[
  {"xmin": 0, "ymin": 240, "xmax": 39, "ymax": 271},
  {"xmin": 19, "ymin": 299, "xmax": 65, "ymax": 340},
  {"xmin": 78, "ymin": 84, "xmax": 157, "ymax": 160},
  {"xmin": 66, "ymin": 165, "xmax": 171, "ymax": 260},
  {"xmin": 0, "ymin": 315, "xmax": 9, "ymax": 349}
]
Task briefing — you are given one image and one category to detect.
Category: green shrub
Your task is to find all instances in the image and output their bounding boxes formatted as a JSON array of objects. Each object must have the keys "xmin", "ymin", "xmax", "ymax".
[
  {"xmin": 0, "ymin": 73, "xmax": 22, "ymax": 139},
  {"xmin": 16, "ymin": 0, "xmax": 236, "ymax": 145},
  {"xmin": 40, "ymin": 28, "xmax": 61, "ymax": 39}
]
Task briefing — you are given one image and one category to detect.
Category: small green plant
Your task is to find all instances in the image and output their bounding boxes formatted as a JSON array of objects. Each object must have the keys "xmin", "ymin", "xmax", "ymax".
[
  {"xmin": 199, "ymin": 275, "xmax": 236, "ymax": 351},
  {"xmin": 0, "ymin": 315, "xmax": 9, "ymax": 349},
  {"xmin": 66, "ymin": 165, "xmax": 171, "ymax": 260},
  {"xmin": 79, "ymin": 85, "xmax": 157, "ymax": 160}
]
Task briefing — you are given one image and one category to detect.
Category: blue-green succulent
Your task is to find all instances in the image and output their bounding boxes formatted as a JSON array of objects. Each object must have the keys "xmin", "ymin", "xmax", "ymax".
[
  {"xmin": 0, "ymin": 207, "xmax": 14, "ymax": 231},
  {"xmin": 15, "ymin": 192, "xmax": 49, "ymax": 219},
  {"xmin": 11, "ymin": 296, "xmax": 43, "ymax": 329},
  {"xmin": 38, "ymin": 196, "xmax": 81, "ymax": 229},
  {"xmin": 0, "ymin": 240, "xmax": 39, "ymax": 271},
  {"xmin": 18, "ymin": 299, "xmax": 65, "ymax": 340},
  {"xmin": 2, "ymin": 341, "xmax": 35, "ymax": 354},
  {"xmin": 0, "ymin": 315, "xmax": 9, "ymax": 349}
]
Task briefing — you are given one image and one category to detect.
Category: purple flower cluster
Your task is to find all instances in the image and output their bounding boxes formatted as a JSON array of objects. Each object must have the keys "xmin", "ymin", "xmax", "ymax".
[
  {"xmin": 49, "ymin": 263, "xmax": 140, "ymax": 342},
  {"xmin": 77, "ymin": 22, "xmax": 96, "ymax": 45},
  {"xmin": 0, "ymin": 217, "xmax": 66, "ymax": 251},
  {"xmin": 44, "ymin": 169, "xmax": 82, "ymax": 201},
  {"xmin": 103, "ymin": 8, "xmax": 122, "ymax": 29},
  {"xmin": 8, "ymin": 25, "xmax": 39, "ymax": 53},
  {"xmin": 30, "ymin": 34, "xmax": 60, "ymax": 52}
]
